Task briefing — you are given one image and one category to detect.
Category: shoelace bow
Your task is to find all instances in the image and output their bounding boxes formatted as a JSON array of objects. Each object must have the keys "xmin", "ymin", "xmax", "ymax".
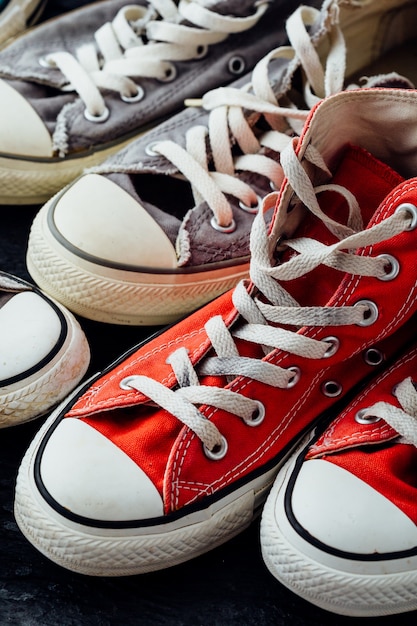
[
  {"xmin": 123, "ymin": 138, "xmax": 413, "ymax": 454},
  {"xmin": 358, "ymin": 378, "xmax": 417, "ymax": 447},
  {"xmin": 41, "ymin": 0, "xmax": 269, "ymax": 121}
]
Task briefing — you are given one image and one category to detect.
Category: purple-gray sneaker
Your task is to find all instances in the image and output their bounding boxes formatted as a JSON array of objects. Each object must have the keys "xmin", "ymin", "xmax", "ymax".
[{"xmin": 0, "ymin": 0, "xmax": 307, "ymax": 205}]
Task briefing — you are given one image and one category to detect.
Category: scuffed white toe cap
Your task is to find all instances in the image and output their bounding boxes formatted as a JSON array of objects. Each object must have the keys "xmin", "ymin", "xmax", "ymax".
[
  {"xmin": 0, "ymin": 291, "xmax": 62, "ymax": 381},
  {"xmin": 40, "ymin": 418, "xmax": 164, "ymax": 521},
  {"xmin": 291, "ymin": 459, "xmax": 417, "ymax": 553},
  {"xmin": 52, "ymin": 174, "xmax": 178, "ymax": 269},
  {"xmin": 0, "ymin": 79, "xmax": 53, "ymax": 157}
]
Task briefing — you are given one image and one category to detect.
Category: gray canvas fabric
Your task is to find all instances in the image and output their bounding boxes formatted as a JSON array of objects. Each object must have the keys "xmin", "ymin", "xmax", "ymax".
[
  {"xmin": 0, "ymin": 0, "xmax": 310, "ymax": 156},
  {"xmin": 85, "ymin": 48, "xmax": 305, "ymax": 267}
]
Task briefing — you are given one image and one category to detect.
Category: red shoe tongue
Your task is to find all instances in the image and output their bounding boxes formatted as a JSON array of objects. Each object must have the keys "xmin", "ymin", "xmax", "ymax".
[{"xmin": 281, "ymin": 143, "xmax": 405, "ymax": 308}]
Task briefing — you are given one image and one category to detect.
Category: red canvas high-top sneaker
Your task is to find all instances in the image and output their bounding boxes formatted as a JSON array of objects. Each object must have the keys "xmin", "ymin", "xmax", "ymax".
[{"xmin": 14, "ymin": 87, "xmax": 417, "ymax": 577}]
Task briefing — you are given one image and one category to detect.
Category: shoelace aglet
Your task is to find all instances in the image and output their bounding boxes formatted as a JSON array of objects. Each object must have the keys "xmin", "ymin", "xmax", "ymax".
[{"xmin": 184, "ymin": 98, "xmax": 204, "ymax": 107}]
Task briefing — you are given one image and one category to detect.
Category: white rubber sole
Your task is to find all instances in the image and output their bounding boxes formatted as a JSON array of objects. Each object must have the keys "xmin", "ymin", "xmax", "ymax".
[
  {"xmin": 260, "ymin": 451, "xmax": 417, "ymax": 617},
  {"xmin": 14, "ymin": 402, "xmax": 279, "ymax": 575},
  {"xmin": 27, "ymin": 202, "xmax": 250, "ymax": 325},
  {"xmin": 0, "ymin": 135, "xmax": 141, "ymax": 205},
  {"xmin": 0, "ymin": 300, "xmax": 90, "ymax": 427}
]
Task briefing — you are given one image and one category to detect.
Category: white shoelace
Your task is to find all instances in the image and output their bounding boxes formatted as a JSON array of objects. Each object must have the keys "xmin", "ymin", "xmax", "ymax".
[
  {"xmin": 359, "ymin": 377, "xmax": 417, "ymax": 447},
  {"xmin": 41, "ymin": 0, "xmax": 269, "ymax": 120},
  {"xmin": 148, "ymin": 2, "xmax": 346, "ymax": 231},
  {"xmin": 121, "ymin": 138, "xmax": 413, "ymax": 454}
]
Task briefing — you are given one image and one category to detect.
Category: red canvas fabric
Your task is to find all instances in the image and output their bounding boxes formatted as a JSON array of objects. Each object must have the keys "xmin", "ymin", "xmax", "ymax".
[
  {"xmin": 64, "ymin": 143, "xmax": 417, "ymax": 515},
  {"xmin": 307, "ymin": 345, "xmax": 417, "ymax": 523}
]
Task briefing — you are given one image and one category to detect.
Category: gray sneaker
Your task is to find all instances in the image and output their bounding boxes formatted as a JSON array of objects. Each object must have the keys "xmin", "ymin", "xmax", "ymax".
[
  {"xmin": 25, "ymin": 0, "xmax": 416, "ymax": 325},
  {"xmin": 0, "ymin": 271, "xmax": 90, "ymax": 427},
  {"xmin": 0, "ymin": 0, "xmax": 307, "ymax": 205},
  {"xmin": 0, "ymin": 0, "xmax": 46, "ymax": 49}
]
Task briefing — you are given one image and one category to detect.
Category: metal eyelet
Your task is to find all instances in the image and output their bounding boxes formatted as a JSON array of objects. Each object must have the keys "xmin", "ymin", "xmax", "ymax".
[
  {"xmin": 121, "ymin": 85, "xmax": 144, "ymax": 103},
  {"xmin": 321, "ymin": 380, "xmax": 342, "ymax": 397},
  {"xmin": 286, "ymin": 366, "xmax": 301, "ymax": 389},
  {"xmin": 270, "ymin": 180, "xmax": 278, "ymax": 191},
  {"xmin": 377, "ymin": 254, "xmax": 400, "ymax": 281},
  {"xmin": 158, "ymin": 63, "xmax": 177, "ymax": 83},
  {"xmin": 243, "ymin": 400, "xmax": 265, "ymax": 427},
  {"xmin": 195, "ymin": 44, "xmax": 208, "ymax": 59},
  {"xmin": 239, "ymin": 194, "xmax": 262, "ymax": 214},
  {"xmin": 228, "ymin": 55, "xmax": 246, "ymax": 75},
  {"xmin": 363, "ymin": 347, "xmax": 384, "ymax": 366},
  {"xmin": 84, "ymin": 106, "xmax": 110, "ymax": 123},
  {"xmin": 322, "ymin": 336, "xmax": 340, "ymax": 358},
  {"xmin": 119, "ymin": 376, "xmax": 138, "ymax": 390},
  {"xmin": 145, "ymin": 142, "xmax": 161, "ymax": 157},
  {"xmin": 395, "ymin": 202, "xmax": 417, "ymax": 231},
  {"xmin": 355, "ymin": 408, "xmax": 381, "ymax": 424},
  {"xmin": 203, "ymin": 435, "xmax": 228, "ymax": 461},
  {"xmin": 354, "ymin": 300, "xmax": 379, "ymax": 326},
  {"xmin": 210, "ymin": 216, "xmax": 236, "ymax": 233}
]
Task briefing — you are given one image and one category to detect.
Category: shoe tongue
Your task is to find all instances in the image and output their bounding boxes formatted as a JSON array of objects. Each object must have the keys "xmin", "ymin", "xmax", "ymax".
[{"xmin": 280, "ymin": 144, "xmax": 405, "ymax": 308}]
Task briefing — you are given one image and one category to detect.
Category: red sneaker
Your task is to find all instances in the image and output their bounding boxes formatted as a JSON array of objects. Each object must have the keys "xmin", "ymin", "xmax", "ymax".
[
  {"xmin": 14, "ymin": 87, "xmax": 417, "ymax": 576},
  {"xmin": 261, "ymin": 343, "xmax": 417, "ymax": 617}
]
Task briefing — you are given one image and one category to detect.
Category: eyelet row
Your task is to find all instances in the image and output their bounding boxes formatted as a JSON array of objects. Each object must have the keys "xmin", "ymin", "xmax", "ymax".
[{"xmin": 210, "ymin": 193, "xmax": 263, "ymax": 233}]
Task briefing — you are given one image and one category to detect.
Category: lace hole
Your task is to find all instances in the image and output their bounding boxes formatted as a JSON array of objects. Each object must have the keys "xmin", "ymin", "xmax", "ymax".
[
  {"xmin": 377, "ymin": 254, "xmax": 399, "ymax": 281},
  {"xmin": 322, "ymin": 336, "xmax": 340, "ymax": 358},
  {"xmin": 121, "ymin": 85, "xmax": 144, "ymax": 103},
  {"xmin": 244, "ymin": 400, "xmax": 265, "ymax": 427},
  {"xmin": 363, "ymin": 347, "xmax": 384, "ymax": 366},
  {"xmin": 355, "ymin": 408, "xmax": 381, "ymax": 424},
  {"xmin": 238, "ymin": 194, "xmax": 262, "ymax": 214},
  {"xmin": 395, "ymin": 202, "xmax": 417, "ymax": 230},
  {"xmin": 228, "ymin": 55, "xmax": 246, "ymax": 75},
  {"xmin": 321, "ymin": 380, "xmax": 342, "ymax": 397},
  {"xmin": 196, "ymin": 44, "xmax": 208, "ymax": 59},
  {"xmin": 203, "ymin": 435, "xmax": 228, "ymax": 460},
  {"xmin": 119, "ymin": 376, "xmax": 137, "ymax": 390},
  {"xmin": 210, "ymin": 216, "xmax": 236, "ymax": 233},
  {"xmin": 84, "ymin": 106, "xmax": 110, "ymax": 123},
  {"xmin": 354, "ymin": 299, "xmax": 379, "ymax": 326},
  {"xmin": 158, "ymin": 63, "xmax": 177, "ymax": 83},
  {"xmin": 286, "ymin": 366, "xmax": 301, "ymax": 389}
]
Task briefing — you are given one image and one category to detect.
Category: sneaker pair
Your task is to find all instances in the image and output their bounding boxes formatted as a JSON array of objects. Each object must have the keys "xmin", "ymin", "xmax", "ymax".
[
  {"xmin": 0, "ymin": 271, "xmax": 90, "ymax": 427},
  {"xmin": 21, "ymin": 0, "xmax": 417, "ymax": 325},
  {"xmin": 14, "ymin": 86, "xmax": 417, "ymax": 621}
]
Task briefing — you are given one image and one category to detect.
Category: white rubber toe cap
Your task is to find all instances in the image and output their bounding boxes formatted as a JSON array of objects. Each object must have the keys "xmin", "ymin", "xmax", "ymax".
[
  {"xmin": 0, "ymin": 291, "xmax": 62, "ymax": 380},
  {"xmin": 291, "ymin": 459, "xmax": 417, "ymax": 553},
  {"xmin": 52, "ymin": 174, "xmax": 178, "ymax": 269},
  {"xmin": 40, "ymin": 417, "xmax": 164, "ymax": 521},
  {"xmin": 0, "ymin": 79, "xmax": 53, "ymax": 157}
]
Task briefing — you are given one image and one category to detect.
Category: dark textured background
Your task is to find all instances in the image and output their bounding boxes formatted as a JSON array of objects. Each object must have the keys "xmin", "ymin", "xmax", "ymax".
[{"xmin": 1, "ymin": 1, "xmax": 417, "ymax": 624}]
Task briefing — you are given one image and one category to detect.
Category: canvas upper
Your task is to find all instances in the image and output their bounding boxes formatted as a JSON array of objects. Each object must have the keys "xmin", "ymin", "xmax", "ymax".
[{"xmin": 0, "ymin": 0, "xmax": 312, "ymax": 204}]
